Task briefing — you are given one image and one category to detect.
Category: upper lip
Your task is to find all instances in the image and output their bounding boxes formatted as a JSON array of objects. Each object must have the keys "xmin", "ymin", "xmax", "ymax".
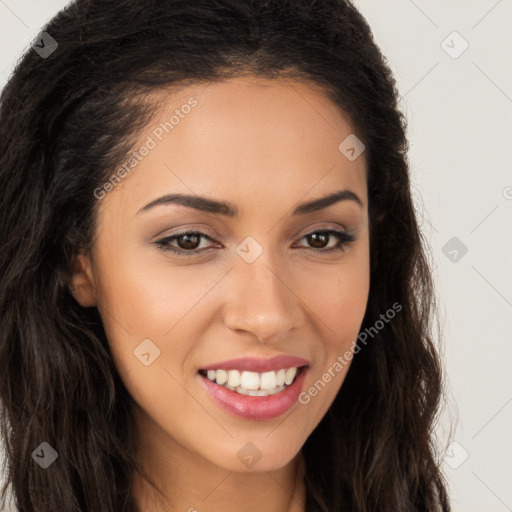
[{"xmin": 199, "ymin": 354, "xmax": 310, "ymax": 373}]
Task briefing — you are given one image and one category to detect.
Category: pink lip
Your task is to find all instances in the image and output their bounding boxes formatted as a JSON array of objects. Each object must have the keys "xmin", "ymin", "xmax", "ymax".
[
  {"xmin": 199, "ymin": 354, "xmax": 310, "ymax": 373},
  {"xmin": 198, "ymin": 366, "xmax": 309, "ymax": 420}
]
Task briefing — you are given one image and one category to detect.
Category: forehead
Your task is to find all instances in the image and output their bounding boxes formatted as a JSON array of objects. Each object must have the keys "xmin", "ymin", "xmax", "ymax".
[{"xmin": 100, "ymin": 76, "xmax": 367, "ymax": 217}]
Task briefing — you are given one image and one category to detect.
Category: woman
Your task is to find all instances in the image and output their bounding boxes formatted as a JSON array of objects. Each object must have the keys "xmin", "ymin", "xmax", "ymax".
[{"xmin": 0, "ymin": 0, "xmax": 451, "ymax": 510}]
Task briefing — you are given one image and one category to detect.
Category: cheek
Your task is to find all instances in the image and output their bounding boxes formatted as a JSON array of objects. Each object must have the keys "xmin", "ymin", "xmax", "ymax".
[
  {"xmin": 293, "ymin": 261, "xmax": 369, "ymax": 435},
  {"xmin": 95, "ymin": 246, "xmax": 220, "ymax": 338},
  {"xmin": 306, "ymin": 248, "xmax": 370, "ymax": 344},
  {"xmin": 299, "ymin": 244, "xmax": 369, "ymax": 407},
  {"xmin": 92, "ymin": 259, "xmax": 200, "ymax": 422},
  {"xmin": 93, "ymin": 247, "xmax": 231, "ymax": 392}
]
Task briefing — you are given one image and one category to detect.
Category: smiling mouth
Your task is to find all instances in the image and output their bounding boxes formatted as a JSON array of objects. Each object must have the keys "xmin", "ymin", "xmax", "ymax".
[{"xmin": 197, "ymin": 365, "xmax": 308, "ymax": 396}]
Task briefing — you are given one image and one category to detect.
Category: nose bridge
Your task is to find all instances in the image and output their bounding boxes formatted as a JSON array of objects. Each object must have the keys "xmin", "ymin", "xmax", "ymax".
[{"xmin": 223, "ymin": 243, "xmax": 301, "ymax": 342}]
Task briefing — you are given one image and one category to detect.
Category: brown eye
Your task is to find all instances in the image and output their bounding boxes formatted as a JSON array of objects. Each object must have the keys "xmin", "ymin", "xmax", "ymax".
[
  {"xmin": 306, "ymin": 232, "xmax": 330, "ymax": 249},
  {"xmin": 154, "ymin": 230, "xmax": 218, "ymax": 256},
  {"xmin": 294, "ymin": 229, "xmax": 356, "ymax": 253},
  {"xmin": 174, "ymin": 233, "xmax": 201, "ymax": 250},
  {"xmin": 153, "ymin": 228, "xmax": 356, "ymax": 258}
]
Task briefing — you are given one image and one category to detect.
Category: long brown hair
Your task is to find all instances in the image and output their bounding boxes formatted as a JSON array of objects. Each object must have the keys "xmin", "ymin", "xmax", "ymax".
[{"xmin": 0, "ymin": 0, "xmax": 451, "ymax": 510}]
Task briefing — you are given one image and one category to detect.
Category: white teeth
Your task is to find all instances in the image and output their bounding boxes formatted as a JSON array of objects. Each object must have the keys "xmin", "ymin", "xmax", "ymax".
[
  {"xmin": 216, "ymin": 369, "xmax": 228, "ymax": 385},
  {"xmin": 239, "ymin": 385, "xmax": 285, "ymax": 396},
  {"xmin": 240, "ymin": 371, "xmax": 260, "ymax": 390},
  {"xmin": 203, "ymin": 366, "xmax": 303, "ymax": 395},
  {"xmin": 227, "ymin": 370, "xmax": 241, "ymax": 388},
  {"xmin": 284, "ymin": 367, "xmax": 297, "ymax": 385},
  {"xmin": 260, "ymin": 371, "xmax": 277, "ymax": 390}
]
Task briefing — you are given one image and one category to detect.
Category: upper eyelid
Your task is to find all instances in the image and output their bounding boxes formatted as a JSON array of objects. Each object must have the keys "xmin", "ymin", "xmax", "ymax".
[
  {"xmin": 162, "ymin": 221, "xmax": 349, "ymax": 238},
  {"xmin": 156, "ymin": 226, "xmax": 353, "ymax": 247}
]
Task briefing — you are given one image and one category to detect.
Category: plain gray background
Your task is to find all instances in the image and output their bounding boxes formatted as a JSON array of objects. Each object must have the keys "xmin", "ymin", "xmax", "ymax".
[{"xmin": 1, "ymin": 1, "xmax": 511, "ymax": 511}]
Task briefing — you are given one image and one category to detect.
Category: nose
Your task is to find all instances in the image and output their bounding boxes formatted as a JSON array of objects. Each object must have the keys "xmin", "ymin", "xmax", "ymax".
[{"xmin": 222, "ymin": 252, "xmax": 304, "ymax": 343}]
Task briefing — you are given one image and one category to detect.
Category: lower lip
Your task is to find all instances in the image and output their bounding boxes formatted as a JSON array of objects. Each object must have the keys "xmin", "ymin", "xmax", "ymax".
[{"xmin": 198, "ymin": 367, "xmax": 308, "ymax": 420}]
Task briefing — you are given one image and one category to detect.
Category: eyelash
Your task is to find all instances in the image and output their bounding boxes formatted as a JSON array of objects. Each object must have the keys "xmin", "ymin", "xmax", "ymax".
[{"xmin": 153, "ymin": 228, "xmax": 356, "ymax": 257}]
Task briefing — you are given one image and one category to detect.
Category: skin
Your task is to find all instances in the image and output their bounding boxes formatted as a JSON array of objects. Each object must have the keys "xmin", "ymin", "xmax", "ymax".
[{"xmin": 70, "ymin": 75, "xmax": 370, "ymax": 512}]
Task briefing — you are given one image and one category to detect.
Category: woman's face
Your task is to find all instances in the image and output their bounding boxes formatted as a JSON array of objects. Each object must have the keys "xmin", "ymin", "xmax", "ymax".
[{"xmin": 71, "ymin": 76, "xmax": 370, "ymax": 474}]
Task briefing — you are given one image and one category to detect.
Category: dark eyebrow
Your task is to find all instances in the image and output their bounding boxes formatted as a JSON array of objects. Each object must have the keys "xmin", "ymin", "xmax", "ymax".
[
  {"xmin": 292, "ymin": 189, "xmax": 362, "ymax": 215},
  {"xmin": 137, "ymin": 193, "xmax": 238, "ymax": 217},
  {"xmin": 137, "ymin": 189, "xmax": 362, "ymax": 217}
]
